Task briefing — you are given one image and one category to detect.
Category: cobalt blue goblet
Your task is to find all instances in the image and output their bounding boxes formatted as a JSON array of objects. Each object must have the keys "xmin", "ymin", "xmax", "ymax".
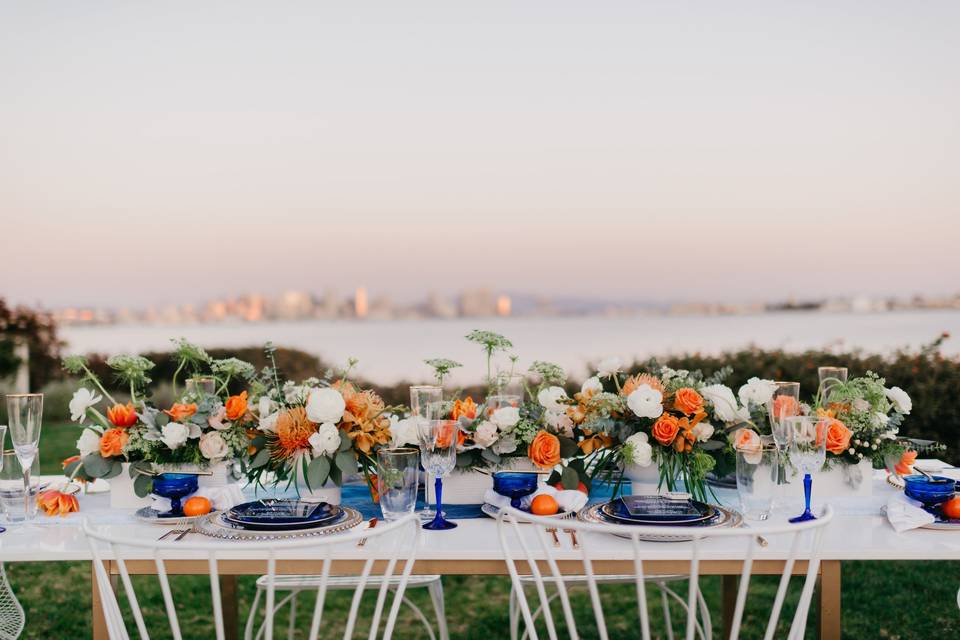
[
  {"xmin": 492, "ymin": 471, "xmax": 539, "ymax": 510},
  {"xmin": 152, "ymin": 473, "xmax": 199, "ymax": 516}
]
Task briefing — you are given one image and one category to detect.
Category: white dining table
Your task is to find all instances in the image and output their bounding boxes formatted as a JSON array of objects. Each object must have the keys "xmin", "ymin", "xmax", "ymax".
[{"xmin": 1, "ymin": 470, "xmax": 959, "ymax": 640}]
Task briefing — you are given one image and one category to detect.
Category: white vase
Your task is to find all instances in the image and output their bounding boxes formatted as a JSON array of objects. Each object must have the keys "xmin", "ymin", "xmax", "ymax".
[
  {"xmin": 108, "ymin": 463, "xmax": 153, "ymax": 509},
  {"xmin": 294, "ymin": 465, "xmax": 343, "ymax": 505},
  {"xmin": 624, "ymin": 462, "xmax": 662, "ymax": 496},
  {"xmin": 786, "ymin": 458, "xmax": 873, "ymax": 498}
]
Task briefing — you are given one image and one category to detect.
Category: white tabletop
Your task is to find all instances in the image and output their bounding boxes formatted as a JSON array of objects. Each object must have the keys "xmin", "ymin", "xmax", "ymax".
[{"xmin": 2, "ymin": 470, "xmax": 959, "ymax": 565}]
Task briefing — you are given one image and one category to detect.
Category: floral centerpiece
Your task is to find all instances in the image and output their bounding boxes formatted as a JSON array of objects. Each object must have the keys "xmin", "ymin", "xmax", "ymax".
[
  {"xmin": 62, "ymin": 339, "xmax": 255, "ymax": 499},
  {"xmin": 244, "ymin": 347, "xmax": 400, "ymax": 501}
]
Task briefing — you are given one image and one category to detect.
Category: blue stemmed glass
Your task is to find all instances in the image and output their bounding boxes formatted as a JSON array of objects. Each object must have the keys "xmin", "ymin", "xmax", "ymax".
[
  {"xmin": 492, "ymin": 471, "xmax": 539, "ymax": 510},
  {"xmin": 417, "ymin": 417, "xmax": 459, "ymax": 531},
  {"xmin": 152, "ymin": 473, "xmax": 199, "ymax": 516},
  {"xmin": 785, "ymin": 416, "xmax": 827, "ymax": 523}
]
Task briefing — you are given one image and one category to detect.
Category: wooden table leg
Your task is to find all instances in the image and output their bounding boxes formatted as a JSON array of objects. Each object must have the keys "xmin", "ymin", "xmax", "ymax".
[
  {"xmin": 91, "ymin": 561, "xmax": 111, "ymax": 640},
  {"xmin": 818, "ymin": 560, "xmax": 841, "ymax": 640},
  {"xmin": 220, "ymin": 574, "xmax": 239, "ymax": 640},
  {"xmin": 722, "ymin": 574, "xmax": 738, "ymax": 637}
]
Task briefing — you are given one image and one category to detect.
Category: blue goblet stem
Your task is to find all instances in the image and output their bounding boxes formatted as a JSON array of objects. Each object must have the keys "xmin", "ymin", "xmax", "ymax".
[
  {"xmin": 510, "ymin": 498, "xmax": 523, "ymax": 510},
  {"xmin": 424, "ymin": 476, "xmax": 457, "ymax": 530},
  {"xmin": 170, "ymin": 496, "xmax": 183, "ymax": 515},
  {"xmin": 789, "ymin": 473, "xmax": 817, "ymax": 523}
]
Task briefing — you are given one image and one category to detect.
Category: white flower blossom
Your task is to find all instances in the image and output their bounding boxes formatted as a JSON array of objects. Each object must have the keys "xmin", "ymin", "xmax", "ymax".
[
  {"xmin": 160, "ymin": 423, "xmax": 190, "ymax": 450},
  {"xmin": 626, "ymin": 384, "xmax": 664, "ymax": 419},
  {"xmin": 490, "ymin": 406, "xmax": 520, "ymax": 429},
  {"xmin": 692, "ymin": 421, "xmax": 715, "ymax": 442},
  {"xmin": 596, "ymin": 357, "xmax": 622, "ymax": 378},
  {"xmin": 305, "ymin": 388, "xmax": 346, "ymax": 424},
  {"xmin": 544, "ymin": 410, "xmax": 574, "ymax": 438},
  {"xmin": 700, "ymin": 384, "xmax": 741, "ymax": 423},
  {"xmin": 580, "ymin": 376, "xmax": 603, "ymax": 395},
  {"xmin": 70, "ymin": 388, "xmax": 102, "ymax": 422},
  {"xmin": 308, "ymin": 423, "xmax": 341, "ymax": 456},
  {"xmin": 492, "ymin": 433, "xmax": 517, "ymax": 455},
  {"xmin": 473, "ymin": 421, "xmax": 499, "ymax": 448},
  {"xmin": 258, "ymin": 396, "xmax": 275, "ymax": 418},
  {"xmin": 77, "ymin": 428, "xmax": 102, "ymax": 458},
  {"xmin": 738, "ymin": 377, "xmax": 778, "ymax": 407},
  {"xmin": 885, "ymin": 387, "xmax": 912, "ymax": 414},
  {"xmin": 389, "ymin": 417, "xmax": 419, "ymax": 448},
  {"xmin": 199, "ymin": 432, "xmax": 229, "ymax": 460},
  {"xmin": 623, "ymin": 432, "xmax": 653, "ymax": 467},
  {"xmin": 537, "ymin": 386, "xmax": 568, "ymax": 412}
]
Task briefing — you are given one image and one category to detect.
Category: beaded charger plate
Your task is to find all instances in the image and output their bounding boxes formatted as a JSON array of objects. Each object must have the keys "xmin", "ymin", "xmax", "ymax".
[
  {"xmin": 135, "ymin": 507, "xmax": 219, "ymax": 527},
  {"xmin": 577, "ymin": 503, "xmax": 742, "ymax": 542},
  {"xmin": 194, "ymin": 506, "xmax": 363, "ymax": 541}
]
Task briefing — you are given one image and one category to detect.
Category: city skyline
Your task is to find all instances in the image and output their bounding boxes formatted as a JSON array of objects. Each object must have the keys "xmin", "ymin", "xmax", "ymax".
[{"xmin": 3, "ymin": 2, "xmax": 960, "ymax": 307}]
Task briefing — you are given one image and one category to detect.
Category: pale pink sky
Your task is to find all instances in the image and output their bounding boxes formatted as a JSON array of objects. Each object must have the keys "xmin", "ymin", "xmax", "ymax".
[{"xmin": 2, "ymin": 2, "xmax": 959, "ymax": 307}]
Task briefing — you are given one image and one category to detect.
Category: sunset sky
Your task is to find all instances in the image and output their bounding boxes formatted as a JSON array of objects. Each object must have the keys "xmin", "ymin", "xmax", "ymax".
[{"xmin": 2, "ymin": 1, "xmax": 958, "ymax": 308}]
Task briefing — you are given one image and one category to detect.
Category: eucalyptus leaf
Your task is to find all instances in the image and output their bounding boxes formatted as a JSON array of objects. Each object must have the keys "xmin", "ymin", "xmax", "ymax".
[
  {"xmin": 103, "ymin": 460, "xmax": 124, "ymax": 479},
  {"xmin": 335, "ymin": 451, "xmax": 357, "ymax": 475},
  {"xmin": 81, "ymin": 453, "xmax": 111, "ymax": 478},
  {"xmin": 251, "ymin": 448, "xmax": 271, "ymax": 469},
  {"xmin": 133, "ymin": 474, "xmax": 154, "ymax": 498},
  {"xmin": 307, "ymin": 456, "xmax": 331, "ymax": 489},
  {"xmin": 338, "ymin": 434, "xmax": 353, "ymax": 453},
  {"xmin": 481, "ymin": 448, "xmax": 501, "ymax": 464},
  {"xmin": 561, "ymin": 466, "xmax": 579, "ymax": 490},
  {"xmin": 557, "ymin": 436, "xmax": 579, "ymax": 459}
]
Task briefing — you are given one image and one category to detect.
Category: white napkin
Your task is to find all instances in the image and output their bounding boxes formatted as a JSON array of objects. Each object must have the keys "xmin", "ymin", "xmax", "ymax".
[
  {"xmin": 484, "ymin": 484, "xmax": 588, "ymax": 513},
  {"xmin": 150, "ymin": 485, "xmax": 245, "ymax": 513},
  {"xmin": 885, "ymin": 492, "xmax": 936, "ymax": 533}
]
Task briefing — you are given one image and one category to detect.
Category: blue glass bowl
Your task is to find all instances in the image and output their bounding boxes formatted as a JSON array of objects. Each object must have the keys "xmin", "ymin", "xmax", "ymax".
[
  {"xmin": 492, "ymin": 472, "xmax": 539, "ymax": 510},
  {"xmin": 152, "ymin": 473, "xmax": 199, "ymax": 515},
  {"xmin": 904, "ymin": 475, "xmax": 956, "ymax": 506}
]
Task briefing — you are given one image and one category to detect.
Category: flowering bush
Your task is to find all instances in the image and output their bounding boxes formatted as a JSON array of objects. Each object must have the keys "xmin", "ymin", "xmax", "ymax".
[{"xmin": 61, "ymin": 340, "xmax": 256, "ymax": 497}]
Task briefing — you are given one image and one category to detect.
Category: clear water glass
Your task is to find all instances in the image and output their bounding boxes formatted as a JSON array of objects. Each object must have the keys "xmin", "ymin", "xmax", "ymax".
[
  {"xmin": 0, "ymin": 449, "xmax": 40, "ymax": 523},
  {"xmin": 784, "ymin": 416, "xmax": 827, "ymax": 523},
  {"xmin": 735, "ymin": 446, "xmax": 778, "ymax": 521},
  {"xmin": 410, "ymin": 385, "xmax": 443, "ymax": 520},
  {"xmin": 817, "ymin": 367, "xmax": 848, "ymax": 405},
  {"xmin": 377, "ymin": 448, "xmax": 420, "ymax": 521},
  {"xmin": 417, "ymin": 416, "xmax": 459, "ymax": 531},
  {"xmin": 6, "ymin": 394, "xmax": 43, "ymax": 522}
]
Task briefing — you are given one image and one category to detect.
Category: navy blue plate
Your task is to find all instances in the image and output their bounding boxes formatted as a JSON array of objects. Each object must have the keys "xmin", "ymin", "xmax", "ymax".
[
  {"xmin": 600, "ymin": 497, "xmax": 715, "ymax": 525},
  {"xmin": 225, "ymin": 499, "xmax": 341, "ymax": 530}
]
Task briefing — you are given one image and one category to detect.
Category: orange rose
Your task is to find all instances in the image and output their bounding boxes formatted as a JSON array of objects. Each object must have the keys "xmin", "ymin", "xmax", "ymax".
[
  {"xmin": 772, "ymin": 395, "xmax": 801, "ymax": 420},
  {"xmin": 673, "ymin": 388, "xmax": 704, "ymax": 416},
  {"xmin": 225, "ymin": 391, "xmax": 248, "ymax": 421},
  {"xmin": 107, "ymin": 403, "xmax": 138, "ymax": 428},
  {"xmin": 651, "ymin": 414, "xmax": 681, "ymax": 446},
  {"xmin": 528, "ymin": 431, "xmax": 561, "ymax": 468},
  {"xmin": 99, "ymin": 428, "xmax": 129, "ymax": 458},
  {"xmin": 894, "ymin": 450, "xmax": 917, "ymax": 475},
  {"xmin": 733, "ymin": 427, "xmax": 761, "ymax": 451},
  {"xmin": 37, "ymin": 490, "xmax": 80, "ymax": 517},
  {"xmin": 164, "ymin": 403, "xmax": 197, "ymax": 422},
  {"xmin": 821, "ymin": 418, "xmax": 852, "ymax": 455},
  {"xmin": 434, "ymin": 420, "xmax": 461, "ymax": 449},
  {"xmin": 451, "ymin": 397, "xmax": 478, "ymax": 421}
]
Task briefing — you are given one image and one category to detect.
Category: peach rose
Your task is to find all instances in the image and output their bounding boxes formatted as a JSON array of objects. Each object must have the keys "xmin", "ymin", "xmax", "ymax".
[
  {"xmin": 528, "ymin": 431, "xmax": 561, "ymax": 468},
  {"xmin": 225, "ymin": 391, "xmax": 248, "ymax": 421},
  {"xmin": 99, "ymin": 428, "xmax": 129, "ymax": 458},
  {"xmin": 771, "ymin": 395, "xmax": 801, "ymax": 420},
  {"xmin": 733, "ymin": 427, "xmax": 762, "ymax": 463},
  {"xmin": 821, "ymin": 418, "xmax": 852, "ymax": 455},
  {"xmin": 452, "ymin": 397, "xmax": 478, "ymax": 421},
  {"xmin": 894, "ymin": 450, "xmax": 917, "ymax": 475},
  {"xmin": 107, "ymin": 403, "xmax": 138, "ymax": 428},
  {"xmin": 37, "ymin": 490, "xmax": 80, "ymax": 517},
  {"xmin": 651, "ymin": 414, "xmax": 681, "ymax": 446},
  {"xmin": 673, "ymin": 388, "xmax": 704, "ymax": 416},
  {"xmin": 164, "ymin": 403, "xmax": 197, "ymax": 422}
]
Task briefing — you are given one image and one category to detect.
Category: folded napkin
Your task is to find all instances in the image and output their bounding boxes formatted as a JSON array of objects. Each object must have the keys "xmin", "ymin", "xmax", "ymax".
[
  {"xmin": 150, "ymin": 485, "xmax": 245, "ymax": 514},
  {"xmin": 484, "ymin": 484, "xmax": 588, "ymax": 513},
  {"xmin": 885, "ymin": 492, "xmax": 936, "ymax": 533}
]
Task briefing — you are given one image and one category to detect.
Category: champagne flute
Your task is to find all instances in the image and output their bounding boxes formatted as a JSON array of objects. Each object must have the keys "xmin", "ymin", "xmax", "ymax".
[
  {"xmin": 418, "ymin": 402, "xmax": 459, "ymax": 531},
  {"xmin": 6, "ymin": 394, "xmax": 43, "ymax": 522},
  {"xmin": 410, "ymin": 385, "xmax": 443, "ymax": 520},
  {"xmin": 766, "ymin": 382, "xmax": 800, "ymax": 505},
  {"xmin": 784, "ymin": 415, "xmax": 827, "ymax": 523}
]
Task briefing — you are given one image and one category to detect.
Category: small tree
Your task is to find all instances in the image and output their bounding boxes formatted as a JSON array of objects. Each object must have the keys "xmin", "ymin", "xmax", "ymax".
[{"xmin": 0, "ymin": 298, "xmax": 64, "ymax": 391}]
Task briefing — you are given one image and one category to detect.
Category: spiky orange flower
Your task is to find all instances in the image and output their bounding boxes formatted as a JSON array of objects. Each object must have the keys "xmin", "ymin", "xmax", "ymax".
[
  {"xmin": 334, "ymin": 381, "xmax": 392, "ymax": 453},
  {"xmin": 274, "ymin": 407, "xmax": 315, "ymax": 459},
  {"xmin": 622, "ymin": 374, "xmax": 665, "ymax": 398},
  {"xmin": 451, "ymin": 397, "xmax": 478, "ymax": 421}
]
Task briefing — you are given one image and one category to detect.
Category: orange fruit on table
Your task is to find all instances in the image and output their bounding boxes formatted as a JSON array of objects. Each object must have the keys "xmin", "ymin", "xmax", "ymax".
[
  {"xmin": 182, "ymin": 496, "xmax": 212, "ymax": 517},
  {"xmin": 942, "ymin": 496, "xmax": 960, "ymax": 520},
  {"xmin": 530, "ymin": 494, "xmax": 559, "ymax": 516}
]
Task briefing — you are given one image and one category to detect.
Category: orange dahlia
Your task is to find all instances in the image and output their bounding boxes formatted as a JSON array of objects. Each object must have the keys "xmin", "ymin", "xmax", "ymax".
[{"xmin": 274, "ymin": 407, "xmax": 315, "ymax": 459}]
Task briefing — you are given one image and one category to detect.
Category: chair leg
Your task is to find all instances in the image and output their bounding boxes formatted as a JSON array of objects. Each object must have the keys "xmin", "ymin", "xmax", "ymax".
[
  {"xmin": 428, "ymin": 580, "xmax": 450, "ymax": 640},
  {"xmin": 287, "ymin": 591, "xmax": 298, "ymax": 640},
  {"xmin": 509, "ymin": 585, "xmax": 520, "ymax": 640},
  {"xmin": 244, "ymin": 587, "xmax": 263, "ymax": 640},
  {"xmin": 658, "ymin": 582, "xmax": 675, "ymax": 640}
]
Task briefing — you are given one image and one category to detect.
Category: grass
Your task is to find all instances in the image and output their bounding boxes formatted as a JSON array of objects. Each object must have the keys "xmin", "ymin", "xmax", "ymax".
[{"xmin": 5, "ymin": 424, "xmax": 957, "ymax": 639}]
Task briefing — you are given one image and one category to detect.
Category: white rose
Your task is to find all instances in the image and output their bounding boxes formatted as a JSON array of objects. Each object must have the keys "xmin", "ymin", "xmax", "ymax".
[
  {"xmin": 626, "ymin": 384, "xmax": 664, "ymax": 419},
  {"xmin": 580, "ymin": 376, "xmax": 603, "ymax": 395},
  {"xmin": 389, "ymin": 417, "xmax": 419, "ymax": 448},
  {"xmin": 692, "ymin": 421, "xmax": 715, "ymax": 443},
  {"xmin": 738, "ymin": 377, "xmax": 778, "ymax": 407},
  {"xmin": 258, "ymin": 397, "xmax": 275, "ymax": 418},
  {"xmin": 199, "ymin": 432, "xmax": 229, "ymax": 460},
  {"xmin": 160, "ymin": 422, "xmax": 190, "ymax": 450},
  {"xmin": 305, "ymin": 388, "xmax": 346, "ymax": 424},
  {"xmin": 623, "ymin": 432, "xmax": 653, "ymax": 467},
  {"xmin": 596, "ymin": 357, "xmax": 622, "ymax": 378},
  {"xmin": 700, "ymin": 384, "xmax": 741, "ymax": 423},
  {"xmin": 77, "ymin": 428, "xmax": 102, "ymax": 458},
  {"xmin": 544, "ymin": 410, "xmax": 574, "ymax": 438},
  {"xmin": 473, "ymin": 421, "xmax": 499, "ymax": 448},
  {"xmin": 537, "ymin": 386, "xmax": 568, "ymax": 412},
  {"xmin": 492, "ymin": 433, "xmax": 517, "ymax": 455},
  {"xmin": 308, "ymin": 422, "xmax": 341, "ymax": 456},
  {"xmin": 70, "ymin": 388, "xmax": 102, "ymax": 422},
  {"xmin": 490, "ymin": 406, "xmax": 520, "ymax": 429},
  {"xmin": 885, "ymin": 387, "xmax": 912, "ymax": 414}
]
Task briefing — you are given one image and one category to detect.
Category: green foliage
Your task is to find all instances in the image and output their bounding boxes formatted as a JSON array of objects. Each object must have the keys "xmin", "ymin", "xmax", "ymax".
[
  {"xmin": 0, "ymin": 299, "xmax": 64, "ymax": 392},
  {"xmin": 424, "ymin": 358, "xmax": 462, "ymax": 384},
  {"xmin": 528, "ymin": 361, "xmax": 567, "ymax": 387}
]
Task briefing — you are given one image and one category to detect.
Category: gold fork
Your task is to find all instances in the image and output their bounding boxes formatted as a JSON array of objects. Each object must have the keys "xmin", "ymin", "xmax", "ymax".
[
  {"xmin": 563, "ymin": 528, "xmax": 580, "ymax": 549},
  {"xmin": 545, "ymin": 527, "xmax": 562, "ymax": 547}
]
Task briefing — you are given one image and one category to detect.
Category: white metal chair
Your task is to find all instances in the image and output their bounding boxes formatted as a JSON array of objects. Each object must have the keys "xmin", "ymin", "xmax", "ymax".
[
  {"xmin": 0, "ymin": 563, "xmax": 25, "ymax": 640},
  {"xmin": 244, "ymin": 574, "xmax": 449, "ymax": 640},
  {"xmin": 498, "ymin": 506, "xmax": 833, "ymax": 640},
  {"xmin": 83, "ymin": 513, "xmax": 420, "ymax": 640}
]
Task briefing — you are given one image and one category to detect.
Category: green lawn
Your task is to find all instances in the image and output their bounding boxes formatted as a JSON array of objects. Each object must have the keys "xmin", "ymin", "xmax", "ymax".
[{"xmin": 4, "ymin": 425, "xmax": 957, "ymax": 639}]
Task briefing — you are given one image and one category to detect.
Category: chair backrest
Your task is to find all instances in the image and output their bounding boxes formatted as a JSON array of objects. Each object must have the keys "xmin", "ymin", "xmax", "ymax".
[
  {"xmin": 83, "ymin": 513, "xmax": 420, "ymax": 640},
  {"xmin": 497, "ymin": 505, "xmax": 833, "ymax": 640}
]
